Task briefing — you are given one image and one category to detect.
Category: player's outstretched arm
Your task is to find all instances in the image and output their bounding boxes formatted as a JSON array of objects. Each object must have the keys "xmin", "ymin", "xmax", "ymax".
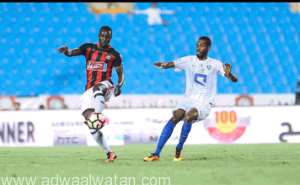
[
  {"xmin": 57, "ymin": 45, "xmax": 82, "ymax": 57},
  {"xmin": 154, "ymin": 62, "xmax": 175, "ymax": 69},
  {"xmin": 114, "ymin": 64, "xmax": 124, "ymax": 97},
  {"xmin": 223, "ymin": 62, "xmax": 238, "ymax": 83}
]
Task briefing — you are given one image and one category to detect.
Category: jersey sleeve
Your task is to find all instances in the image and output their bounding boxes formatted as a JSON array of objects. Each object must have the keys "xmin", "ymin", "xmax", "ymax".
[
  {"xmin": 217, "ymin": 60, "xmax": 225, "ymax": 77},
  {"xmin": 173, "ymin": 56, "xmax": 191, "ymax": 72},
  {"xmin": 79, "ymin": 43, "xmax": 90, "ymax": 56},
  {"xmin": 113, "ymin": 53, "xmax": 122, "ymax": 68}
]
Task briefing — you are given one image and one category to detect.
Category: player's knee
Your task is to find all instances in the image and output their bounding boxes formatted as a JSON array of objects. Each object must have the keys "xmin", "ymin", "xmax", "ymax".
[
  {"xmin": 83, "ymin": 113, "xmax": 89, "ymax": 121},
  {"xmin": 83, "ymin": 109, "xmax": 94, "ymax": 120},
  {"xmin": 184, "ymin": 114, "xmax": 195, "ymax": 123},
  {"xmin": 93, "ymin": 84, "xmax": 107, "ymax": 94},
  {"xmin": 171, "ymin": 110, "xmax": 185, "ymax": 124},
  {"xmin": 171, "ymin": 115, "xmax": 184, "ymax": 124},
  {"xmin": 83, "ymin": 112, "xmax": 90, "ymax": 121},
  {"xmin": 170, "ymin": 117, "xmax": 180, "ymax": 124}
]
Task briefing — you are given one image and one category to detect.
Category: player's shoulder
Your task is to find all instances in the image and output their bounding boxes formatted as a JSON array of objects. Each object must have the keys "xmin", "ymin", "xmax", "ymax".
[
  {"xmin": 187, "ymin": 55, "xmax": 197, "ymax": 59},
  {"xmin": 208, "ymin": 57, "xmax": 222, "ymax": 65},
  {"xmin": 83, "ymin": 42, "xmax": 97, "ymax": 47},
  {"xmin": 185, "ymin": 55, "xmax": 196, "ymax": 59},
  {"xmin": 177, "ymin": 55, "xmax": 195, "ymax": 62},
  {"xmin": 109, "ymin": 46, "xmax": 121, "ymax": 55},
  {"xmin": 80, "ymin": 43, "xmax": 97, "ymax": 49},
  {"xmin": 108, "ymin": 46, "xmax": 121, "ymax": 57}
]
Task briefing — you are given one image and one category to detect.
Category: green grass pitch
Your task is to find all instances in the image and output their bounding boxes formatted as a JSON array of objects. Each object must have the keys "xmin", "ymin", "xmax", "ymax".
[{"xmin": 0, "ymin": 144, "xmax": 300, "ymax": 185}]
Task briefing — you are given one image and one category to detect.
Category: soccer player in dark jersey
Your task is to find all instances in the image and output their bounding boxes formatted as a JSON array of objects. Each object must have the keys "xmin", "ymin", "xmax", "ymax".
[{"xmin": 57, "ymin": 26, "xmax": 124, "ymax": 162}]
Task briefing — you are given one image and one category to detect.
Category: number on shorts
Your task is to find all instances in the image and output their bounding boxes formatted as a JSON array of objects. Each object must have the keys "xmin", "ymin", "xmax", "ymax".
[{"xmin": 194, "ymin": 74, "xmax": 207, "ymax": 86}]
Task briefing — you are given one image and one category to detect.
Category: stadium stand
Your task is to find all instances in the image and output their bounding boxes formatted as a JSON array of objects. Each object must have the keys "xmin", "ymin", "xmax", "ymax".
[{"xmin": 0, "ymin": 2, "xmax": 299, "ymax": 96}]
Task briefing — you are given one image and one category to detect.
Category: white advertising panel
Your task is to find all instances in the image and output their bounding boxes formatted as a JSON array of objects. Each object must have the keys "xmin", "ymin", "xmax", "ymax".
[
  {"xmin": 101, "ymin": 108, "xmax": 201, "ymax": 146},
  {"xmin": 1, "ymin": 106, "xmax": 299, "ymax": 147},
  {"xmin": 0, "ymin": 111, "xmax": 53, "ymax": 147},
  {"xmin": 200, "ymin": 106, "xmax": 300, "ymax": 144},
  {"xmin": 44, "ymin": 110, "xmax": 124, "ymax": 146}
]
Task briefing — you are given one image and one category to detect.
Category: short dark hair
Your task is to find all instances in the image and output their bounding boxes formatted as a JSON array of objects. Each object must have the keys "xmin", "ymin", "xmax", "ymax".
[
  {"xmin": 199, "ymin": 36, "xmax": 211, "ymax": 46},
  {"xmin": 99, "ymin": 26, "xmax": 112, "ymax": 36}
]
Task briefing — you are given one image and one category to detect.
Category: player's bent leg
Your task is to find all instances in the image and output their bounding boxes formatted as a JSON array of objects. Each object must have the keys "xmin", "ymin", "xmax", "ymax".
[
  {"xmin": 174, "ymin": 108, "xmax": 198, "ymax": 162},
  {"xmin": 82, "ymin": 109, "xmax": 116, "ymax": 162},
  {"xmin": 92, "ymin": 129, "xmax": 116, "ymax": 162},
  {"xmin": 144, "ymin": 109, "xmax": 185, "ymax": 162},
  {"xmin": 154, "ymin": 109, "xmax": 185, "ymax": 155},
  {"xmin": 93, "ymin": 84, "xmax": 108, "ymax": 113}
]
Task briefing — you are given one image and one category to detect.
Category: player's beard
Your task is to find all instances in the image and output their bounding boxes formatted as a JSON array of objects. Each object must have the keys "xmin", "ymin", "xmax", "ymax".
[
  {"xmin": 197, "ymin": 53, "xmax": 207, "ymax": 59},
  {"xmin": 197, "ymin": 51, "xmax": 207, "ymax": 60},
  {"xmin": 99, "ymin": 38, "xmax": 110, "ymax": 49}
]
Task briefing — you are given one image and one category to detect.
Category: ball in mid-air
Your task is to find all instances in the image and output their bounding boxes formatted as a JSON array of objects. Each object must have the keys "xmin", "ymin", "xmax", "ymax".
[{"xmin": 87, "ymin": 112, "xmax": 106, "ymax": 129}]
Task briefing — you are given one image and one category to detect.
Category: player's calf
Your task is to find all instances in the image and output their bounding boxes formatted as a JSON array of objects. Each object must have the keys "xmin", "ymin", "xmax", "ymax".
[
  {"xmin": 148, "ymin": 109, "xmax": 186, "ymax": 160},
  {"xmin": 82, "ymin": 109, "xmax": 114, "ymax": 162},
  {"xmin": 176, "ymin": 109, "xmax": 198, "ymax": 151}
]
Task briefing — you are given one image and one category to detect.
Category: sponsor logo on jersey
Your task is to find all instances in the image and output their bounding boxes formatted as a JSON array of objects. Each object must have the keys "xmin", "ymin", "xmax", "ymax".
[
  {"xmin": 87, "ymin": 61, "xmax": 104, "ymax": 71},
  {"xmin": 203, "ymin": 111, "xmax": 251, "ymax": 143}
]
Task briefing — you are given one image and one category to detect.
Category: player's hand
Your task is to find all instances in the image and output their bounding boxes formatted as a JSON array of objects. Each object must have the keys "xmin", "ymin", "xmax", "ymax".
[
  {"xmin": 154, "ymin": 62, "xmax": 166, "ymax": 69},
  {"xmin": 114, "ymin": 86, "xmax": 121, "ymax": 97},
  {"xmin": 154, "ymin": 62, "xmax": 161, "ymax": 68},
  {"xmin": 57, "ymin": 44, "xmax": 69, "ymax": 54},
  {"xmin": 223, "ymin": 62, "xmax": 232, "ymax": 76}
]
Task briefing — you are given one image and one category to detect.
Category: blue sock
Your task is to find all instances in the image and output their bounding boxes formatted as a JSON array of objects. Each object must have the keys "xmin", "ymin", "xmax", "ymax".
[
  {"xmin": 154, "ymin": 120, "xmax": 176, "ymax": 156},
  {"xmin": 177, "ymin": 122, "xmax": 192, "ymax": 149}
]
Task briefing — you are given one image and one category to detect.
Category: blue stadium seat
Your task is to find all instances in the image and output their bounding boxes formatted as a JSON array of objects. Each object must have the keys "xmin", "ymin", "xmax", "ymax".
[
  {"xmin": 131, "ymin": 14, "xmax": 148, "ymax": 26},
  {"xmin": 1, "ymin": 2, "xmax": 298, "ymax": 95},
  {"xmin": 98, "ymin": 13, "xmax": 113, "ymax": 25}
]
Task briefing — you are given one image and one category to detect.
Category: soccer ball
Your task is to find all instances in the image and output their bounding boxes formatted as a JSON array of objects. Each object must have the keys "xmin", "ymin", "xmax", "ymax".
[{"xmin": 87, "ymin": 112, "xmax": 106, "ymax": 129}]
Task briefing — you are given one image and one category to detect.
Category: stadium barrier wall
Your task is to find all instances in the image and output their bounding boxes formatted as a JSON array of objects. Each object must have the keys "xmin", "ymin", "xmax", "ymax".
[
  {"xmin": 0, "ymin": 106, "xmax": 300, "ymax": 147},
  {"xmin": 0, "ymin": 94, "xmax": 296, "ymax": 110}
]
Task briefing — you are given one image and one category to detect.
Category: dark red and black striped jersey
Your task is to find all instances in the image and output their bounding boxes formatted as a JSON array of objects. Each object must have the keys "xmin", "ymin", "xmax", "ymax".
[{"xmin": 79, "ymin": 43, "xmax": 122, "ymax": 91}]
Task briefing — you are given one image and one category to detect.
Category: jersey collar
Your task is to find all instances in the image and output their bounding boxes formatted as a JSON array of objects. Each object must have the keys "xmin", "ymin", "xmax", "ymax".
[
  {"xmin": 197, "ymin": 56, "xmax": 210, "ymax": 62},
  {"xmin": 97, "ymin": 43, "xmax": 112, "ymax": 50}
]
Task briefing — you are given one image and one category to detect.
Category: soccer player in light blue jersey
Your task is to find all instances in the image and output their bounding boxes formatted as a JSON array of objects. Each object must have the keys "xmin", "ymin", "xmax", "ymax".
[{"xmin": 144, "ymin": 36, "xmax": 238, "ymax": 162}]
